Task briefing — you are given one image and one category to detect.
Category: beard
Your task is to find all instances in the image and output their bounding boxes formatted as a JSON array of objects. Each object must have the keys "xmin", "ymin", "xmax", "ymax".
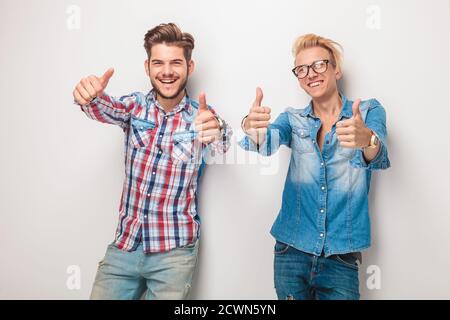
[{"xmin": 150, "ymin": 75, "xmax": 188, "ymax": 100}]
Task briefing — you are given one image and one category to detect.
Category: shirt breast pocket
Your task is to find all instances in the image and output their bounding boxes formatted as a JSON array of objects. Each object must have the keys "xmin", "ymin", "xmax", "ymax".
[
  {"xmin": 129, "ymin": 116, "xmax": 156, "ymax": 149},
  {"xmin": 292, "ymin": 127, "xmax": 314, "ymax": 154},
  {"xmin": 172, "ymin": 130, "xmax": 198, "ymax": 164}
]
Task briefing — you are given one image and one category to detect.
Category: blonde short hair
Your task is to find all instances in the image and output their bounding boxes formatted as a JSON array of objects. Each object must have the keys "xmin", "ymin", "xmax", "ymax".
[{"xmin": 292, "ymin": 34, "xmax": 343, "ymax": 72}]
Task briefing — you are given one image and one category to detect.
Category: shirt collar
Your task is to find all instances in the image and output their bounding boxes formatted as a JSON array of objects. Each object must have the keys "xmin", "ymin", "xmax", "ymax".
[
  {"xmin": 339, "ymin": 94, "xmax": 352, "ymax": 119},
  {"xmin": 300, "ymin": 93, "xmax": 352, "ymax": 119},
  {"xmin": 145, "ymin": 89, "xmax": 194, "ymax": 116}
]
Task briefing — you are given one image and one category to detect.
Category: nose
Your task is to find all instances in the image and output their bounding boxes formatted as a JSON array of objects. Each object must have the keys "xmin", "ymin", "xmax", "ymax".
[
  {"xmin": 162, "ymin": 63, "xmax": 173, "ymax": 76},
  {"xmin": 307, "ymin": 67, "xmax": 318, "ymax": 80}
]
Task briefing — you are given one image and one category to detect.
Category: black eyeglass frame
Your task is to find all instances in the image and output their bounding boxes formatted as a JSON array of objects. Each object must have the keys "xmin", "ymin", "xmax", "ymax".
[{"xmin": 291, "ymin": 59, "xmax": 335, "ymax": 79}]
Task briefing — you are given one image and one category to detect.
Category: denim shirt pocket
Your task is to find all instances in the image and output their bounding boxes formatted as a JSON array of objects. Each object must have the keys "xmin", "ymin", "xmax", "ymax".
[
  {"xmin": 291, "ymin": 127, "xmax": 314, "ymax": 154},
  {"xmin": 172, "ymin": 130, "xmax": 198, "ymax": 164},
  {"xmin": 129, "ymin": 116, "xmax": 156, "ymax": 149}
]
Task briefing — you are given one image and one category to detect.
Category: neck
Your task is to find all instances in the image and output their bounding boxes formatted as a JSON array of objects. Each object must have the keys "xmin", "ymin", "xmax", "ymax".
[
  {"xmin": 312, "ymin": 90, "xmax": 342, "ymax": 118},
  {"xmin": 157, "ymin": 90, "xmax": 186, "ymax": 113}
]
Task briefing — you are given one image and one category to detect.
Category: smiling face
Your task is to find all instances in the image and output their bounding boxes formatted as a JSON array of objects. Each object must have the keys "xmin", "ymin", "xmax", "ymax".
[
  {"xmin": 295, "ymin": 46, "xmax": 341, "ymax": 100},
  {"xmin": 145, "ymin": 43, "xmax": 194, "ymax": 108}
]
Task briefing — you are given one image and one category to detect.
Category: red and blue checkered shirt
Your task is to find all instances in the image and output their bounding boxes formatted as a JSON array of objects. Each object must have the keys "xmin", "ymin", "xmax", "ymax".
[{"xmin": 79, "ymin": 89, "xmax": 231, "ymax": 253}]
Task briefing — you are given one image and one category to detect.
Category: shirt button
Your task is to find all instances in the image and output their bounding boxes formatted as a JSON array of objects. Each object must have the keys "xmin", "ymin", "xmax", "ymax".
[
  {"xmin": 320, "ymin": 209, "xmax": 325, "ymax": 213},
  {"xmin": 158, "ymin": 150, "xmax": 162, "ymax": 154},
  {"xmin": 321, "ymin": 186, "xmax": 325, "ymax": 191},
  {"xmin": 152, "ymin": 171, "xmax": 156, "ymax": 175},
  {"xmin": 312, "ymin": 140, "xmax": 315, "ymax": 143},
  {"xmin": 320, "ymin": 233, "xmax": 324, "ymax": 238},
  {"xmin": 321, "ymin": 162, "xmax": 324, "ymax": 166},
  {"xmin": 159, "ymin": 134, "xmax": 163, "ymax": 138},
  {"xmin": 147, "ymin": 193, "xmax": 151, "ymax": 197},
  {"xmin": 144, "ymin": 214, "xmax": 148, "ymax": 219},
  {"xmin": 140, "ymin": 126, "xmax": 144, "ymax": 130}
]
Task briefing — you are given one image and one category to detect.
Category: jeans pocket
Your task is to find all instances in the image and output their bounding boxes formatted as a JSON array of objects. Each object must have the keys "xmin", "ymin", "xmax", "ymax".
[
  {"xmin": 334, "ymin": 253, "xmax": 359, "ymax": 270},
  {"xmin": 180, "ymin": 239, "xmax": 199, "ymax": 251},
  {"xmin": 97, "ymin": 259, "xmax": 105, "ymax": 268},
  {"xmin": 274, "ymin": 241, "xmax": 290, "ymax": 255},
  {"xmin": 182, "ymin": 242, "xmax": 196, "ymax": 249}
]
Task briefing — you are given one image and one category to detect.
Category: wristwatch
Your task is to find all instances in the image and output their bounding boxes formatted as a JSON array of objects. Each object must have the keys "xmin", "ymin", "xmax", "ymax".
[
  {"xmin": 214, "ymin": 115, "xmax": 225, "ymax": 134},
  {"xmin": 240, "ymin": 115, "xmax": 249, "ymax": 134},
  {"xmin": 366, "ymin": 131, "xmax": 379, "ymax": 149}
]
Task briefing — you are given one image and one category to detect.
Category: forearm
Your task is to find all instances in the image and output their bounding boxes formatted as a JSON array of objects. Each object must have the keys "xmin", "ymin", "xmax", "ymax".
[{"xmin": 79, "ymin": 92, "xmax": 137, "ymax": 128}]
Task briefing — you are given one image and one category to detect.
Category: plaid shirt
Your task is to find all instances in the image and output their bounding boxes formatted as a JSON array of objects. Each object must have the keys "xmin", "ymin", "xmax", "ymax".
[{"xmin": 79, "ymin": 89, "xmax": 231, "ymax": 253}]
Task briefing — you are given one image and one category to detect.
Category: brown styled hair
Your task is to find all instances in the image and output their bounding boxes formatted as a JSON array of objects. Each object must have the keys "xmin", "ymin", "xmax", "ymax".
[{"xmin": 144, "ymin": 23, "xmax": 195, "ymax": 61}]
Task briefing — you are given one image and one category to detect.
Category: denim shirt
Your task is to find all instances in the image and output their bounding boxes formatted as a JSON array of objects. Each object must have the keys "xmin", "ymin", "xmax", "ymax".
[{"xmin": 239, "ymin": 94, "xmax": 390, "ymax": 257}]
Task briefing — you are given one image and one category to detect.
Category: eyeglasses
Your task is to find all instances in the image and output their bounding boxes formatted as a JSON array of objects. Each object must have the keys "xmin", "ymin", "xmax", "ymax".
[{"xmin": 292, "ymin": 59, "xmax": 333, "ymax": 79}]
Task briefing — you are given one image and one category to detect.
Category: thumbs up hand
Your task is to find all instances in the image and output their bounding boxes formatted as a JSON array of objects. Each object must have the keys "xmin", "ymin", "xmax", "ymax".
[
  {"xmin": 243, "ymin": 87, "xmax": 271, "ymax": 144},
  {"xmin": 73, "ymin": 68, "xmax": 115, "ymax": 105},
  {"xmin": 336, "ymin": 99, "xmax": 372, "ymax": 148},
  {"xmin": 194, "ymin": 92, "xmax": 221, "ymax": 145}
]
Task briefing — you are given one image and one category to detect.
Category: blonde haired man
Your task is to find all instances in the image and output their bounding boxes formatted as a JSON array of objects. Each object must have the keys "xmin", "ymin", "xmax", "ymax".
[{"xmin": 240, "ymin": 34, "xmax": 390, "ymax": 300}]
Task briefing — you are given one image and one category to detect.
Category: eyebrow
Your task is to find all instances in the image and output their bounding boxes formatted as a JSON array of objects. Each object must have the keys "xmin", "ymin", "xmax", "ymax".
[
  {"xmin": 150, "ymin": 58, "xmax": 185, "ymax": 63},
  {"xmin": 296, "ymin": 59, "xmax": 328, "ymax": 67}
]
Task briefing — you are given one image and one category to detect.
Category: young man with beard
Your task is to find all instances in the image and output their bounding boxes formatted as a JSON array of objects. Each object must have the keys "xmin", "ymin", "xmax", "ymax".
[
  {"xmin": 72, "ymin": 23, "xmax": 231, "ymax": 300},
  {"xmin": 239, "ymin": 34, "xmax": 390, "ymax": 300}
]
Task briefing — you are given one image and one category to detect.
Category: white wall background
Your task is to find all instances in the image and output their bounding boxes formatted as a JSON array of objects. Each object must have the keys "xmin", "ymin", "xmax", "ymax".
[{"xmin": 1, "ymin": 0, "xmax": 449, "ymax": 299}]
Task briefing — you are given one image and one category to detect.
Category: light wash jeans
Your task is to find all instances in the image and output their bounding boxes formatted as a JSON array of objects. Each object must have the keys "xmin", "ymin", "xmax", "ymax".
[{"xmin": 90, "ymin": 240, "xmax": 199, "ymax": 300}]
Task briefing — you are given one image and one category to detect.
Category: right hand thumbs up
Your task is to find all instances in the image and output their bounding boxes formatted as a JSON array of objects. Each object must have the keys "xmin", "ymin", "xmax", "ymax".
[
  {"xmin": 253, "ymin": 87, "xmax": 264, "ymax": 108},
  {"xmin": 73, "ymin": 68, "xmax": 114, "ymax": 105},
  {"xmin": 243, "ymin": 87, "xmax": 271, "ymax": 143}
]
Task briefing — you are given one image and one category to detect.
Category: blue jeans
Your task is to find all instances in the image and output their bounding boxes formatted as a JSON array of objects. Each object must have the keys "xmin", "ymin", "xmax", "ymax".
[
  {"xmin": 90, "ymin": 240, "xmax": 199, "ymax": 300},
  {"xmin": 274, "ymin": 241, "xmax": 360, "ymax": 300}
]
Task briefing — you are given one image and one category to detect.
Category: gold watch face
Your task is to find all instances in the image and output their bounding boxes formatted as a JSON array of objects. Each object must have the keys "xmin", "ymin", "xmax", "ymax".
[
  {"xmin": 217, "ymin": 117, "xmax": 224, "ymax": 130},
  {"xmin": 370, "ymin": 134, "xmax": 378, "ymax": 148}
]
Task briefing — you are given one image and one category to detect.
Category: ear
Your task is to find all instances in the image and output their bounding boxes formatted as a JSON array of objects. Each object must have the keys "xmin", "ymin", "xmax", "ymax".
[
  {"xmin": 144, "ymin": 59, "xmax": 150, "ymax": 77},
  {"xmin": 335, "ymin": 67, "xmax": 342, "ymax": 80},
  {"xmin": 187, "ymin": 59, "xmax": 195, "ymax": 76}
]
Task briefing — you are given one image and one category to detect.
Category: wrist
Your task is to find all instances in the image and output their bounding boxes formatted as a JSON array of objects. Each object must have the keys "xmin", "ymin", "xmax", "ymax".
[
  {"xmin": 241, "ymin": 115, "xmax": 249, "ymax": 134},
  {"xmin": 363, "ymin": 129, "xmax": 379, "ymax": 149},
  {"xmin": 214, "ymin": 115, "xmax": 224, "ymax": 131}
]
